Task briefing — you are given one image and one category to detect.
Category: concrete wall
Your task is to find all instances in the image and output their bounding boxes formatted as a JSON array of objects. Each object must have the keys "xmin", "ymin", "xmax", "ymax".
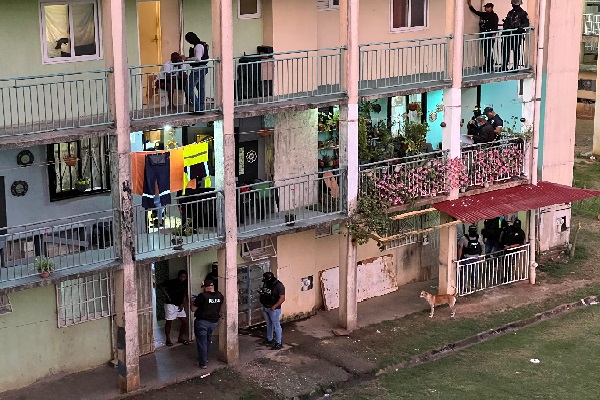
[
  {"xmin": 0, "ymin": 146, "xmax": 112, "ymax": 227},
  {"xmin": 273, "ymin": 110, "xmax": 318, "ymax": 181},
  {"xmin": 481, "ymin": 80, "xmax": 523, "ymax": 132},
  {"xmin": 0, "ymin": 285, "xmax": 112, "ymax": 391}
]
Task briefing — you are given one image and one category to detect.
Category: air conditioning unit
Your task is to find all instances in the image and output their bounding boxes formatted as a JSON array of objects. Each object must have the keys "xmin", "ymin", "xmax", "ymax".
[{"xmin": 241, "ymin": 238, "xmax": 277, "ymax": 261}]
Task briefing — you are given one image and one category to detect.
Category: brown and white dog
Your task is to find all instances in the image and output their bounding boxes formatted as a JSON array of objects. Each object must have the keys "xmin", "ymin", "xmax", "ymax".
[{"xmin": 419, "ymin": 287, "xmax": 457, "ymax": 318}]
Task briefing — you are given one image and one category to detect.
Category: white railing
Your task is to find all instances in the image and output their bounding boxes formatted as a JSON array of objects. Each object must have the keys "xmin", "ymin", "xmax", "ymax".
[
  {"xmin": 583, "ymin": 13, "xmax": 600, "ymax": 35},
  {"xmin": 460, "ymin": 138, "xmax": 525, "ymax": 188},
  {"xmin": 454, "ymin": 244, "xmax": 530, "ymax": 296}
]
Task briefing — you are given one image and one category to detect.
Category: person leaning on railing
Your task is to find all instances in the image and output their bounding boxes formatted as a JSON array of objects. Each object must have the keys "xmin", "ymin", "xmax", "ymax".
[
  {"xmin": 500, "ymin": 0, "xmax": 530, "ymax": 72},
  {"xmin": 467, "ymin": 115, "xmax": 496, "ymax": 144}
]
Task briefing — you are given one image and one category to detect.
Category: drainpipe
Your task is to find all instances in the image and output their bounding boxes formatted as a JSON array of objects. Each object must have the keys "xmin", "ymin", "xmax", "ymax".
[{"xmin": 529, "ymin": 0, "xmax": 547, "ymax": 285}]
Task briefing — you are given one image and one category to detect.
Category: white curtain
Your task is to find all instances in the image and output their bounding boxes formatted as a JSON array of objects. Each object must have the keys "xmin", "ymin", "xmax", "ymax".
[
  {"xmin": 44, "ymin": 2, "xmax": 96, "ymax": 58},
  {"xmin": 44, "ymin": 4, "xmax": 70, "ymax": 58}
]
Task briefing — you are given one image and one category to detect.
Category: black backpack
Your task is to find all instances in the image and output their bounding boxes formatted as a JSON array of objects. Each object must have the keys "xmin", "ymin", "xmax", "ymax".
[
  {"xmin": 464, "ymin": 235, "xmax": 482, "ymax": 256},
  {"xmin": 189, "ymin": 42, "xmax": 210, "ymax": 67}
]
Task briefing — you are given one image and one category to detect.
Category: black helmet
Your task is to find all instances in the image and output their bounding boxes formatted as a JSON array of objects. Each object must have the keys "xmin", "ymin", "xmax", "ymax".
[
  {"xmin": 468, "ymin": 224, "xmax": 478, "ymax": 237},
  {"xmin": 262, "ymin": 272, "xmax": 276, "ymax": 284},
  {"xmin": 513, "ymin": 218, "xmax": 522, "ymax": 229}
]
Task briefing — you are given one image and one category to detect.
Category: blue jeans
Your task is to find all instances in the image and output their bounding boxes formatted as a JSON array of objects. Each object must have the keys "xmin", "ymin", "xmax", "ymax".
[
  {"xmin": 194, "ymin": 319, "xmax": 218, "ymax": 366},
  {"xmin": 262, "ymin": 307, "xmax": 282, "ymax": 344},
  {"xmin": 187, "ymin": 68, "xmax": 207, "ymax": 112},
  {"xmin": 485, "ymin": 239, "xmax": 500, "ymax": 255}
]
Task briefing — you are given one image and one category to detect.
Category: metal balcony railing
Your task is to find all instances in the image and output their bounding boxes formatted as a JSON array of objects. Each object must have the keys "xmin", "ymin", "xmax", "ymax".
[
  {"xmin": 237, "ymin": 169, "xmax": 346, "ymax": 234},
  {"xmin": 583, "ymin": 13, "xmax": 600, "ymax": 35},
  {"xmin": 0, "ymin": 70, "xmax": 112, "ymax": 137},
  {"xmin": 234, "ymin": 47, "xmax": 345, "ymax": 107},
  {"xmin": 359, "ymin": 150, "xmax": 450, "ymax": 206},
  {"xmin": 455, "ymin": 244, "xmax": 530, "ymax": 296},
  {"xmin": 0, "ymin": 210, "xmax": 117, "ymax": 283},
  {"xmin": 460, "ymin": 138, "xmax": 525, "ymax": 188},
  {"xmin": 359, "ymin": 36, "xmax": 451, "ymax": 92},
  {"xmin": 463, "ymin": 27, "xmax": 533, "ymax": 78},
  {"xmin": 133, "ymin": 190, "xmax": 224, "ymax": 255},
  {"xmin": 129, "ymin": 60, "xmax": 218, "ymax": 120}
]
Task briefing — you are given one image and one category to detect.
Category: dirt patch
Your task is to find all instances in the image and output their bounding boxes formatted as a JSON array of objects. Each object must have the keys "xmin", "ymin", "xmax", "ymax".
[{"xmin": 575, "ymin": 119, "xmax": 594, "ymax": 157}]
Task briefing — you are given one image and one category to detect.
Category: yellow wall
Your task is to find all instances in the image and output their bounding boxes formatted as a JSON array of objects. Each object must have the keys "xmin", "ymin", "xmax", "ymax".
[{"xmin": 0, "ymin": 285, "xmax": 112, "ymax": 391}]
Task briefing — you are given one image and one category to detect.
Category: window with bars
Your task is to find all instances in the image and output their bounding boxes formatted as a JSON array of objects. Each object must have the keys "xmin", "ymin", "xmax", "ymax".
[
  {"xmin": 47, "ymin": 136, "xmax": 111, "ymax": 201},
  {"xmin": 0, "ymin": 294, "xmax": 12, "ymax": 316},
  {"xmin": 317, "ymin": 0, "xmax": 340, "ymax": 10},
  {"xmin": 56, "ymin": 272, "xmax": 113, "ymax": 327},
  {"xmin": 391, "ymin": 0, "xmax": 428, "ymax": 30},
  {"xmin": 239, "ymin": 0, "xmax": 261, "ymax": 19}
]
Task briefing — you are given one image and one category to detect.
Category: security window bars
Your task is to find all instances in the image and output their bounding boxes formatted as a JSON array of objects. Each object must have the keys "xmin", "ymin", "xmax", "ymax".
[
  {"xmin": 40, "ymin": 1, "xmax": 101, "ymax": 64},
  {"xmin": 56, "ymin": 272, "xmax": 113, "ymax": 327},
  {"xmin": 47, "ymin": 136, "xmax": 111, "ymax": 201},
  {"xmin": 0, "ymin": 294, "xmax": 12, "ymax": 315},
  {"xmin": 391, "ymin": 0, "xmax": 428, "ymax": 30},
  {"xmin": 317, "ymin": 0, "xmax": 340, "ymax": 10},
  {"xmin": 239, "ymin": 0, "xmax": 261, "ymax": 19}
]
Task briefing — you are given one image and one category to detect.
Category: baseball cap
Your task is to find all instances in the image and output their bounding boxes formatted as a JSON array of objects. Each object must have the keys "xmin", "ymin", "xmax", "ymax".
[
  {"xmin": 202, "ymin": 279, "xmax": 214, "ymax": 287},
  {"xmin": 511, "ymin": 0, "xmax": 522, "ymax": 5},
  {"xmin": 483, "ymin": 106, "xmax": 494, "ymax": 113},
  {"xmin": 484, "ymin": 3, "xmax": 494, "ymax": 8}
]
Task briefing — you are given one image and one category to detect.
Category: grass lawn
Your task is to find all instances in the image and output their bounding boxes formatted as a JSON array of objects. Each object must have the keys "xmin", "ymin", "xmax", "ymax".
[{"xmin": 334, "ymin": 305, "xmax": 600, "ymax": 399}]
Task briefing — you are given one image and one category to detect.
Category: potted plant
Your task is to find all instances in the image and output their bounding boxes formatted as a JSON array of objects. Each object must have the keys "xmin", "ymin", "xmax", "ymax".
[
  {"xmin": 75, "ymin": 178, "xmax": 90, "ymax": 192},
  {"xmin": 318, "ymin": 158, "xmax": 325, "ymax": 168},
  {"xmin": 171, "ymin": 219, "xmax": 192, "ymax": 246},
  {"xmin": 322, "ymin": 154, "xmax": 332, "ymax": 168},
  {"xmin": 408, "ymin": 102, "xmax": 421, "ymax": 112},
  {"xmin": 328, "ymin": 110, "xmax": 340, "ymax": 131},
  {"xmin": 63, "ymin": 156, "xmax": 78, "ymax": 167},
  {"xmin": 401, "ymin": 120, "xmax": 429, "ymax": 156},
  {"xmin": 35, "ymin": 257, "xmax": 55, "ymax": 278}
]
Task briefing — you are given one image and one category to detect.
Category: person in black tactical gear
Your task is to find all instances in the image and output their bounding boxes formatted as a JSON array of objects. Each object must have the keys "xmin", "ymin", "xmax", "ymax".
[
  {"xmin": 467, "ymin": 1, "xmax": 499, "ymax": 72},
  {"xmin": 191, "ymin": 279, "xmax": 224, "ymax": 368},
  {"xmin": 468, "ymin": 115, "xmax": 496, "ymax": 143},
  {"xmin": 500, "ymin": 218, "xmax": 526, "ymax": 283},
  {"xmin": 482, "ymin": 217, "xmax": 501, "ymax": 255},
  {"xmin": 259, "ymin": 272, "xmax": 286, "ymax": 350},
  {"xmin": 466, "ymin": 105, "xmax": 482, "ymax": 137},
  {"xmin": 457, "ymin": 224, "xmax": 484, "ymax": 292},
  {"xmin": 205, "ymin": 262, "xmax": 219, "ymax": 292},
  {"xmin": 501, "ymin": 0, "xmax": 530, "ymax": 72}
]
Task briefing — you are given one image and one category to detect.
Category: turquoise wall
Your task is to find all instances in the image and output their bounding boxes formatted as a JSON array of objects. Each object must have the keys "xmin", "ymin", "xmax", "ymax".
[
  {"xmin": 480, "ymin": 80, "xmax": 523, "ymax": 133},
  {"xmin": 0, "ymin": 285, "xmax": 112, "ymax": 391},
  {"xmin": 426, "ymin": 90, "xmax": 444, "ymax": 149}
]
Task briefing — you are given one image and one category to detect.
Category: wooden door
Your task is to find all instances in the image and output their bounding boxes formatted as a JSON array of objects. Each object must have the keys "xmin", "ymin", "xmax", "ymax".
[{"xmin": 137, "ymin": 265, "xmax": 155, "ymax": 355}]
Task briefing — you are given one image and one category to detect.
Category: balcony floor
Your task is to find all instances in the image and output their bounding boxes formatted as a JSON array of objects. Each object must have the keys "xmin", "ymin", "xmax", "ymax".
[
  {"xmin": 462, "ymin": 67, "xmax": 533, "ymax": 86},
  {"xmin": 359, "ymin": 77, "xmax": 451, "ymax": 101},
  {"xmin": 237, "ymin": 211, "xmax": 345, "ymax": 241}
]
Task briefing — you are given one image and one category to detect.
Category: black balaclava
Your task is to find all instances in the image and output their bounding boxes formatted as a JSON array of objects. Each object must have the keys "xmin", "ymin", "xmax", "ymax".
[{"xmin": 262, "ymin": 272, "xmax": 276, "ymax": 285}]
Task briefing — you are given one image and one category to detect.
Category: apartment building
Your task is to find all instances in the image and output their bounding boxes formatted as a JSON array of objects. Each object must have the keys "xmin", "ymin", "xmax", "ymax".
[{"xmin": 0, "ymin": 0, "xmax": 589, "ymax": 393}]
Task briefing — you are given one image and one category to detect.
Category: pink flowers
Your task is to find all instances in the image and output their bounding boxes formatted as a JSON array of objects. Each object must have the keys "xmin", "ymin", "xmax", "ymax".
[{"xmin": 461, "ymin": 141, "xmax": 524, "ymax": 186}]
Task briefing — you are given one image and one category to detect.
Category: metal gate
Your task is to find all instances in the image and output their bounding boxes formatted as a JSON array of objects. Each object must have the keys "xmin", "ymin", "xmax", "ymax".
[
  {"xmin": 238, "ymin": 261, "xmax": 270, "ymax": 328},
  {"xmin": 136, "ymin": 265, "xmax": 155, "ymax": 355}
]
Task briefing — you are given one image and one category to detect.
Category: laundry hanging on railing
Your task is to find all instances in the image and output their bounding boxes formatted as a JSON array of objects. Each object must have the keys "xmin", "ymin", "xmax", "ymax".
[{"xmin": 131, "ymin": 148, "xmax": 196, "ymax": 196}]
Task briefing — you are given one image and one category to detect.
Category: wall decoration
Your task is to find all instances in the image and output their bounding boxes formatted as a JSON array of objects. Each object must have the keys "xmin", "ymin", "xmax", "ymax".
[
  {"xmin": 429, "ymin": 111, "xmax": 438, "ymax": 122},
  {"xmin": 436, "ymin": 103, "xmax": 444, "ymax": 112},
  {"xmin": 246, "ymin": 149, "xmax": 258, "ymax": 164},
  {"xmin": 11, "ymin": 181, "xmax": 28, "ymax": 197},
  {"xmin": 300, "ymin": 276, "xmax": 314, "ymax": 292},
  {"xmin": 16, "ymin": 150, "xmax": 34, "ymax": 167}
]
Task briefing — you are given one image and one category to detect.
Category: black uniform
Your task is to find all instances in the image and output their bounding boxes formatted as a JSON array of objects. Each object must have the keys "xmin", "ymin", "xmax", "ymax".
[
  {"xmin": 259, "ymin": 279, "xmax": 286, "ymax": 309},
  {"xmin": 502, "ymin": 6, "xmax": 530, "ymax": 71},
  {"xmin": 473, "ymin": 122, "xmax": 496, "ymax": 143},
  {"xmin": 468, "ymin": 6, "xmax": 499, "ymax": 71},
  {"xmin": 193, "ymin": 291, "xmax": 224, "ymax": 322}
]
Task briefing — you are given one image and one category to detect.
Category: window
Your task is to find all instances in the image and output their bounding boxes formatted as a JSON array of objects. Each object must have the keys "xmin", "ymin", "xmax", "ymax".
[
  {"xmin": 56, "ymin": 272, "xmax": 113, "ymax": 327},
  {"xmin": 40, "ymin": 1, "xmax": 101, "ymax": 64},
  {"xmin": 0, "ymin": 294, "xmax": 12, "ymax": 316},
  {"xmin": 47, "ymin": 136, "xmax": 111, "ymax": 201},
  {"xmin": 317, "ymin": 0, "xmax": 340, "ymax": 11},
  {"xmin": 391, "ymin": 0, "xmax": 428, "ymax": 31},
  {"xmin": 238, "ymin": 0, "xmax": 261, "ymax": 19}
]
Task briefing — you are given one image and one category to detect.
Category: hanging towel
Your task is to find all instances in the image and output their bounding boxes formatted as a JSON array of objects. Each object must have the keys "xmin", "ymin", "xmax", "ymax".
[{"xmin": 131, "ymin": 150, "xmax": 196, "ymax": 195}]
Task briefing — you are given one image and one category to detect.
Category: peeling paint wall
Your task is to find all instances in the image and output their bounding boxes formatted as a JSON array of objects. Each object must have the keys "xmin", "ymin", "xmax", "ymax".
[
  {"xmin": 0, "ymin": 285, "xmax": 112, "ymax": 391},
  {"xmin": 273, "ymin": 110, "xmax": 319, "ymax": 181}
]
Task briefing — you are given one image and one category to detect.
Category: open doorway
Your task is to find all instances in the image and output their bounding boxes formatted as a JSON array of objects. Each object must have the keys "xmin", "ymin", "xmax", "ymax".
[{"xmin": 136, "ymin": 0, "xmax": 182, "ymax": 105}]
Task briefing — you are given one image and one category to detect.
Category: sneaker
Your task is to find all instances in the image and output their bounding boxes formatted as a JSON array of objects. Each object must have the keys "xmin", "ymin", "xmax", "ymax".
[
  {"xmin": 270, "ymin": 343, "xmax": 283, "ymax": 350},
  {"xmin": 261, "ymin": 339, "xmax": 274, "ymax": 346},
  {"xmin": 199, "ymin": 364, "xmax": 208, "ymax": 369}
]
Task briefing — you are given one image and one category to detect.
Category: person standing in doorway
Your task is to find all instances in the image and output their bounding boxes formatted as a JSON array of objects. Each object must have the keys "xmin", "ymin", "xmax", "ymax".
[
  {"xmin": 467, "ymin": 1, "xmax": 499, "ymax": 72},
  {"xmin": 501, "ymin": 0, "xmax": 530, "ymax": 72},
  {"xmin": 259, "ymin": 272, "xmax": 286, "ymax": 350},
  {"xmin": 191, "ymin": 279, "xmax": 224, "ymax": 368},
  {"xmin": 205, "ymin": 262, "xmax": 219, "ymax": 292},
  {"xmin": 158, "ymin": 269, "xmax": 189, "ymax": 346},
  {"xmin": 457, "ymin": 224, "xmax": 485, "ymax": 292},
  {"xmin": 182, "ymin": 32, "xmax": 209, "ymax": 113}
]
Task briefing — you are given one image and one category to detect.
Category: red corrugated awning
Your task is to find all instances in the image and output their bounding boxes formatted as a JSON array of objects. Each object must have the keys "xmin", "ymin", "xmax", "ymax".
[{"xmin": 433, "ymin": 181, "xmax": 600, "ymax": 223}]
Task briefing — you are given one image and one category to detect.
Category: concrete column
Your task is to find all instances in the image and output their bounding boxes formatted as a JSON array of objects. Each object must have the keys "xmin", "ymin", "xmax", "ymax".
[
  {"xmin": 437, "ymin": 0, "xmax": 464, "ymax": 296},
  {"xmin": 211, "ymin": 0, "xmax": 239, "ymax": 364},
  {"xmin": 102, "ymin": 0, "xmax": 139, "ymax": 392},
  {"xmin": 521, "ymin": 78, "xmax": 536, "ymax": 178},
  {"xmin": 593, "ymin": 49, "xmax": 600, "ymax": 155},
  {"xmin": 338, "ymin": 0, "xmax": 359, "ymax": 332},
  {"xmin": 438, "ymin": 212, "xmax": 458, "ymax": 295}
]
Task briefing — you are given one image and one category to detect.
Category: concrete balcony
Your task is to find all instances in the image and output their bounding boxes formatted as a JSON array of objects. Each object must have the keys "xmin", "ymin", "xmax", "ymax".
[
  {"xmin": 236, "ymin": 168, "xmax": 347, "ymax": 239},
  {"xmin": 233, "ymin": 47, "xmax": 346, "ymax": 117},
  {"xmin": 460, "ymin": 138, "xmax": 526, "ymax": 190},
  {"xmin": 358, "ymin": 36, "xmax": 452, "ymax": 101},
  {"xmin": 462, "ymin": 28, "xmax": 534, "ymax": 85},
  {"xmin": 0, "ymin": 210, "xmax": 118, "ymax": 290},
  {"xmin": 0, "ymin": 70, "xmax": 114, "ymax": 148},
  {"xmin": 359, "ymin": 150, "xmax": 451, "ymax": 207}
]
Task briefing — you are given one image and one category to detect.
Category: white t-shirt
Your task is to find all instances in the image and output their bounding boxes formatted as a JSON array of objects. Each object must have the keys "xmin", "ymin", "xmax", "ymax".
[
  {"xmin": 159, "ymin": 61, "xmax": 188, "ymax": 79},
  {"xmin": 190, "ymin": 44, "xmax": 204, "ymax": 61}
]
